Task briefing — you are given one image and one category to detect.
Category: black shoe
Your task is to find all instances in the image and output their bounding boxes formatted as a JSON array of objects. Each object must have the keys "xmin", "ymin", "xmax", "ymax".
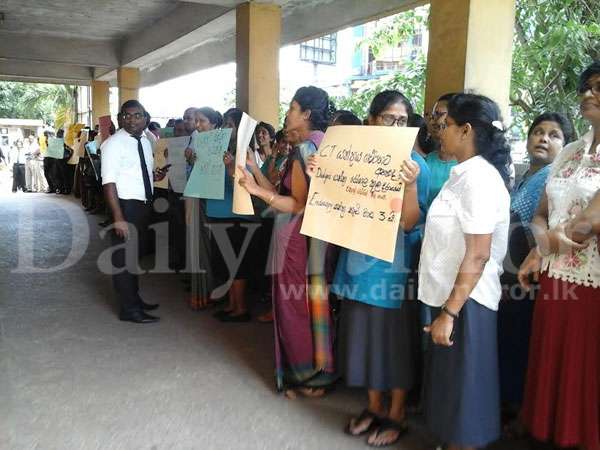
[
  {"xmin": 140, "ymin": 301, "xmax": 159, "ymax": 311},
  {"xmin": 213, "ymin": 310, "xmax": 231, "ymax": 320},
  {"xmin": 219, "ymin": 312, "xmax": 251, "ymax": 323},
  {"xmin": 119, "ymin": 311, "xmax": 160, "ymax": 323}
]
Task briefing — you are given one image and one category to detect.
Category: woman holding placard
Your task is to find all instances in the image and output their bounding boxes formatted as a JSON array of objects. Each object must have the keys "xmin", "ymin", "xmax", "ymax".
[
  {"xmin": 327, "ymin": 90, "xmax": 430, "ymax": 448},
  {"xmin": 419, "ymin": 93, "xmax": 511, "ymax": 450},
  {"xmin": 208, "ymin": 108, "xmax": 259, "ymax": 322},
  {"xmin": 238, "ymin": 86, "xmax": 337, "ymax": 397}
]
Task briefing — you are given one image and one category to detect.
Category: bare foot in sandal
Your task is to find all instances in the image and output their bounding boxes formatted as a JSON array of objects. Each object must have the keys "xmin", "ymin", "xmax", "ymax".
[
  {"xmin": 345, "ymin": 409, "xmax": 384, "ymax": 436},
  {"xmin": 367, "ymin": 417, "xmax": 408, "ymax": 447}
]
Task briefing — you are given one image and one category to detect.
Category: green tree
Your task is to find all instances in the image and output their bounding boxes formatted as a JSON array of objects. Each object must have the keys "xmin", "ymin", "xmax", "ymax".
[
  {"xmin": 333, "ymin": 0, "xmax": 600, "ymax": 137},
  {"xmin": 511, "ymin": 0, "xmax": 600, "ymax": 136},
  {"xmin": 333, "ymin": 6, "xmax": 429, "ymax": 120},
  {"xmin": 0, "ymin": 82, "xmax": 76, "ymax": 127}
]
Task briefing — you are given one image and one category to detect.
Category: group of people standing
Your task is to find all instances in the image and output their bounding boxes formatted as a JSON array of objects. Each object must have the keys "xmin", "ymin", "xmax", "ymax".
[{"xmin": 100, "ymin": 61, "xmax": 600, "ymax": 450}]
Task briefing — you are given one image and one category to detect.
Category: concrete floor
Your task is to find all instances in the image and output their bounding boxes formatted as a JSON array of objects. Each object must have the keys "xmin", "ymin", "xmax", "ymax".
[{"xmin": 0, "ymin": 188, "xmax": 528, "ymax": 450}]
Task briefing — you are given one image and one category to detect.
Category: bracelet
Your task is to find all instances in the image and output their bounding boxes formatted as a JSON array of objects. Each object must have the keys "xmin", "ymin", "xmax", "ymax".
[
  {"xmin": 267, "ymin": 193, "xmax": 276, "ymax": 205},
  {"xmin": 441, "ymin": 303, "xmax": 459, "ymax": 320}
]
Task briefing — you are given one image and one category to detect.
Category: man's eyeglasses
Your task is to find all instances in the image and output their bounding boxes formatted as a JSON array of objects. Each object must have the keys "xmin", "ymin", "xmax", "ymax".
[
  {"xmin": 122, "ymin": 112, "xmax": 145, "ymax": 120},
  {"xmin": 578, "ymin": 81, "xmax": 600, "ymax": 97},
  {"xmin": 379, "ymin": 114, "xmax": 408, "ymax": 127}
]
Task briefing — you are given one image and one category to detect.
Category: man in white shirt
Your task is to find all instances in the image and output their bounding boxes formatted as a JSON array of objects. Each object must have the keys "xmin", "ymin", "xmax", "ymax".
[{"xmin": 102, "ymin": 100, "xmax": 166, "ymax": 324}]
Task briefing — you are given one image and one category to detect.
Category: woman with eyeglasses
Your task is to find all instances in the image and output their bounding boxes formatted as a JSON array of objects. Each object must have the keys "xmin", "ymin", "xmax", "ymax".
[
  {"xmin": 329, "ymin": 90, "xmax": 430, "ymax": 447},
  {"xmin": 425, "ymin": 93, "xmax": 458, "ymax": 207},
  {"xmin": 518, "ymin": 61, "xmax": 600, "ymax": 450},
  {"xmin": 497, "ymin": 112, "xmax": 574, "ymax": 437},
  {"xmin": 419, "ymin": 93, "xmax": 511, "ymax": 450}
]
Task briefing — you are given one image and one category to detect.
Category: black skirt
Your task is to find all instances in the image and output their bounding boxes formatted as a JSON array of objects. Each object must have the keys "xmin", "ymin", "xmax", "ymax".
[{"xmin": 338, "ymin": 298, "xmax": 419, "ymax": 391}]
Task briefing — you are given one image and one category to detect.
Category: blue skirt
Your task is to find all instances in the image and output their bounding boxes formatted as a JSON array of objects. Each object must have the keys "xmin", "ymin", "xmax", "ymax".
[{"xmin": 424, "ymin": 299, "xmax": 500, "ymax": 448}]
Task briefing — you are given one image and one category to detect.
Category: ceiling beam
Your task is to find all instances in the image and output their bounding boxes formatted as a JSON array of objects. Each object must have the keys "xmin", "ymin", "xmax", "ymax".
[
  {"xmin": 120, "ymin": 3, "xmax": 231, "ymax": 68},
  {"xmin": 0, "ymin": 32, "xmax": 119, "ymax": 68},
  {"xmin": 0, "ymin": 60, "xmax": 93, "ymax": 85},
  {"xmin": 135, "ymin": 0, "xmax": 425, "ymax": 87}
]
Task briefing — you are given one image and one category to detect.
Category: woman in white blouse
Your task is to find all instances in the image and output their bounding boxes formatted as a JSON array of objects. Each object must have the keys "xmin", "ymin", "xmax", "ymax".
[
  {"xmin": 419, "ymin": 93, "xmax": 511, "ymax": 450},
  {"xmin": 518, "ymin": 61, "xmax": 600, "ymax": 450}
]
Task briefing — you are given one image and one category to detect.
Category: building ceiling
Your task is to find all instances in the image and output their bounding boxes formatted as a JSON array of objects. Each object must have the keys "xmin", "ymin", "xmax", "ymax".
[{"xmin": 0, "ymin": 0, "xmax": 424, "ymax": 86}]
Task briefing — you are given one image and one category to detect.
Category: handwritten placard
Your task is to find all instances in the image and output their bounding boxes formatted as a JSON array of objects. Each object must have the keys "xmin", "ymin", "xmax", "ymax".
[
  {"xmin": 46, "ymin": 138, "xmax": 65, "ymax": 159},
  {"xmin": 162, "ymin": 136, "xmax": 192, "ymax": 193},
  {"xmin": 98, "ymin": 116, "xmax": 112, "ymax": 142},
  {"xmin": 232, "ymin": 113, "xmax": 257, "ymax": 215},
  {"xmin": 158, "ymin": 127, "xmax": 174, "ymax": 138},
  {"xmin": 184, "ymin": 128, "xmax": 232, "ymax": 199},
  {"xmin": 300, "ymin": 125, "xmax": 418, "ymax": 263}
]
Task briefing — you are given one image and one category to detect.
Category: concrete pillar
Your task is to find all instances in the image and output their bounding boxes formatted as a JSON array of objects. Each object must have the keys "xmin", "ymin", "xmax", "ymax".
[
  {"xmin": 236, "ymin": 2, "xmax": 281, "ymax": 127},
  {"xmin": 117, "ymin": 67, "xmax": 140, "ymax": 107},
  {"xmin": 424, "ymin": 0, "xmax": 516, "ymax": 121},
  {"xmin": 91, "ymin": 80, "xmax": 110, "ymax": 126}
]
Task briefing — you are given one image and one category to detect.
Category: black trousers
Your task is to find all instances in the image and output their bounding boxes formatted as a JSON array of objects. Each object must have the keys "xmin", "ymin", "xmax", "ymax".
[
  {"xmin": 111, "ymin": 199, "xmax": 152, "ymax": 315},
  {"xmin": 168, "ymin": 190, "xmax": 187, "ymax": 270},
  {"xmin": 64, "ymin": 163, "xmax": 76, "ymax": 194},
  {"xmin": 12, "ymin": 163, "xmax": 26, "ymax": 192},
  {"xmin": 43, "ymin": 158, "xmax": 57, "ymax": 191}
]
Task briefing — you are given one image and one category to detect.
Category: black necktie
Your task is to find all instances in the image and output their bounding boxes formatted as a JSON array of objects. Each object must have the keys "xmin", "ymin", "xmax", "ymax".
[{"xmin": 131, "ymin": 134, "xmax": 153, "ymax": 202}]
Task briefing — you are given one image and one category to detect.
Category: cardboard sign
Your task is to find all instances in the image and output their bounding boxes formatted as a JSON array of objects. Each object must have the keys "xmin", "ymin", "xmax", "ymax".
[
  {"xmin": 232, "ymin": 113, "xmax": 257, "ymax": 215},
  {"xmin": 300, "ymin": 125, "xmax": 418, "ymax": 262},
  {"xmin": 161, "ymin": 136, "xmax": 192, "ymax": 193},
  {"xmin": 98, "ymin": 116, "xmax": 112, "ymax": 142},
  {"xmin": 46, "ymin": 138, "xmax": 65, "ymax": 159},
  {"xmin": 184, "ymin": 128, "xmax": 232, "ymax": 199}
]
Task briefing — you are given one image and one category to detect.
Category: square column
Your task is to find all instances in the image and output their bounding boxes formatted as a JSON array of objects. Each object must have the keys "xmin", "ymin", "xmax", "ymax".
[
  {"xmin": 236, "ymin": 3, "xmax": 281, "ymax": 127},
  {"xmin": 424, "ymin": 0, "xmax": 516, "ymax": 120},
  {"xmin": 91, "ymin": 80, "xmax": 110, "ymax": 126},
  {"xmin": 117, "ymin": 67, "xmax": 140, "ymax": 107}
]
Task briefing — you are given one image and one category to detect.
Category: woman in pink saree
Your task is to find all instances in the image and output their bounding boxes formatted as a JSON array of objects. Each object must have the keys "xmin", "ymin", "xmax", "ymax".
[{"xmin": 239, "ymin": 86, "xmax": 337, "ymax": 397}]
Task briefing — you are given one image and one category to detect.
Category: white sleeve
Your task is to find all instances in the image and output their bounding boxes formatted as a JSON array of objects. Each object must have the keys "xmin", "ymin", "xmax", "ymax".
[
  {"xmin": 101, "ymin": 137, "xmax": 120, "ymax": 185},
  {"xmin": 457, "ymin": 175, "xmax": 498, "ymax": 234}
]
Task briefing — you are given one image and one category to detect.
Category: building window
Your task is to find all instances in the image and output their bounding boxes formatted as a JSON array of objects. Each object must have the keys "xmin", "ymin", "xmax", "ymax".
[{"xmin": 299, "ymin": 34, "xmax": 337, "ymax": 65}]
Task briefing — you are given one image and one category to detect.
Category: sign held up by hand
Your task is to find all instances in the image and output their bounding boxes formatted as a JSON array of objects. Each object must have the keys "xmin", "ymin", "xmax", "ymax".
[{"xmin": 300, "ymin": 125, "xmax": 418, "ymax": 262}]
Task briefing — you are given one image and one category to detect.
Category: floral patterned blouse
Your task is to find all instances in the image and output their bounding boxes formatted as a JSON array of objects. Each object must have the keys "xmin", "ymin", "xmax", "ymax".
[{"xmin": 543, "ymin": 130, "xmax": 600, "ymax": 287}]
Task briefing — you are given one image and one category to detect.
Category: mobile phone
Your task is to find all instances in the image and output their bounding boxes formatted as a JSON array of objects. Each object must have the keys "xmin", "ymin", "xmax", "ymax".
[{"xmin": 159, "ymin": 164, "xmax": 172, "ymax": 172}]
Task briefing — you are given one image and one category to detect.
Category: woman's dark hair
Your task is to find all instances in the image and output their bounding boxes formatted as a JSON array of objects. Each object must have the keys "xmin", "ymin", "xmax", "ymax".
[
  {"xmin": 256, "ymin": 121, "xmax": 276, "ymax": 142},
  {"xmin": 275, "ymin": 129, "xmax": 286, "ymax": 143},
  {"xmin": 197, "ymin": 107, "xmax": 223, "ymax": 128},
  {"xmin": 436, "ymin": 92, "xmax": 458, "ymax": 104},
  {"xmin": 447, "ymin": 93, "xmax": 512, "ymax": 187},
  {"xmin": 165, "ymin": 118, "xmax": 176, "ymax": 128},
  {"xmin": 292, "ymin": 86, "xmax": 335, "ymax": 132},
  {"xmin": 333, "ymin": 112, "xmax": 362, "ymax": 126},
  {"xmin": 577, "ymin": 60, "xmax": 600, "ymax": 94},
  {"xmin": 408, "ymin": 113, "xmax": 426, "ymax": 128},
  {"xmin": 148, "ymin": 121, "xmax": 161, "ymax": 132},
  {"xmin": 416, "ymin": 124, "xmax": 437, "ymax": 155},
  {"xmin": 223, "ymin": 108, "xmax": 243, "ymax": 129},
  {"xmin": 368, "ymin": 90, "xmax": 414, "ymax": 120},
  {"xmin": 527, "ymin": 112, "xmax": 575, "ymax": 144}
]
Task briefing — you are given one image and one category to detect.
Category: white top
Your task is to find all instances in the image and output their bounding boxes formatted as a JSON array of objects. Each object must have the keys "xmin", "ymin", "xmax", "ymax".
[
  {"xmin": 542, "ymin": 130, "xmax": 600, "ymax": 288},
  {"xmin": 101, "ymin": 128, "xmax": 154, "ymax": 201},
  {"xmin": 419, "ymin": 155, "xmax": 510, "ymax": 311}
]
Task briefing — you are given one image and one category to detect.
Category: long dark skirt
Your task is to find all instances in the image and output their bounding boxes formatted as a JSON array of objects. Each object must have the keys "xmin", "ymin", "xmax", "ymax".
[
  {"xmin": 338, "ymin": 298, "xmax": 418, "ymax": 391},
  {"xmin": 425, "ymin": 299, "xmax": 500, "ymax": 448}
]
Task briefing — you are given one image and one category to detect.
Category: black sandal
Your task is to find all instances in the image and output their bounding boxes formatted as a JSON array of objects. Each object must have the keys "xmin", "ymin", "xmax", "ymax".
[
  {"xmin": 344, "ymin": 409, "xmax": 381, "ymax": 437},
  {"xmin": 367, "ymin": 417, "xmax": 408, "ymax": 447}
]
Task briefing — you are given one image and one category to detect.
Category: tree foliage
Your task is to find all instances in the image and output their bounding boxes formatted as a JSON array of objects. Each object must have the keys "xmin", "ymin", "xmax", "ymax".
[
  {"xmin": 334, "ymin": 0, "xmax": 600, "ymax": 138},
  {"xmin": 334, "ymin": 6, "xmax": 429, "ymax": 120},
  {"xmin": 0, "ymin": 82, "xmax": 75, "ymax": 128},
  {"xmin": 511, "ymin": 0, "xmax": 600, "ymax": 136}
]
